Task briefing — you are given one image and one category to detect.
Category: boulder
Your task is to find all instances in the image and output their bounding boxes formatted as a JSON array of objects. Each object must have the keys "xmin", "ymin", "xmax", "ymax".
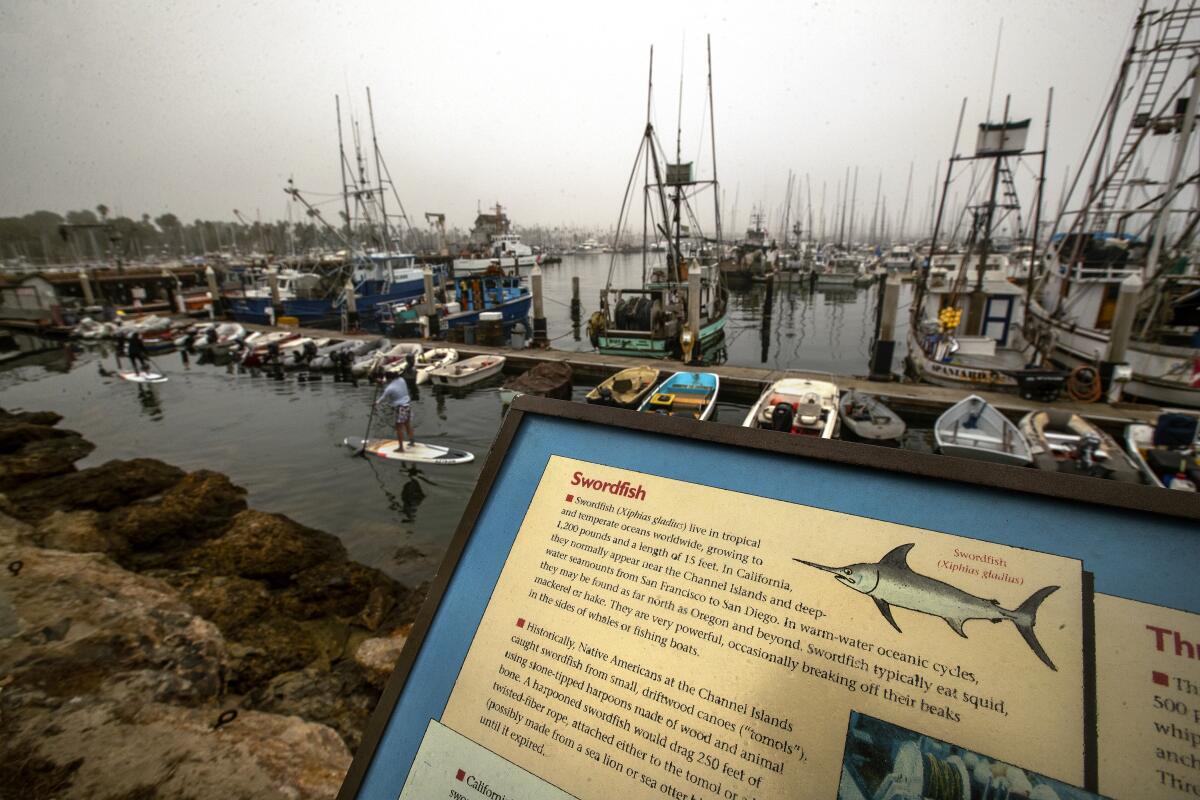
[
  {"xmin": 224, "ymin": 614, "xmax": 325, "ymax": 693},
  {"xmin": 107, "ymin": 469, "xmax": 248, "ymax": 550},
  {"xmin": 1, "ymin": 700, "xmax": 350, "ymax": 800},
  {"xmin": 0, "ymin": 434, "xmax": 94, "ymax": 491},
  {"xmin": 0, "ymin": 512, "xmax": 226, "ymax": 707},
  {"xmin": 276, "ymin": 559, "xmax": 402, "ymax": 621},
  {"xmin": 171, "ymin": 573, "xmax": 274, "ymax": 633},
  {"xmin": 0, "ymin": 421, "xmax": 75, "ymax": 454},
  {"xmin": 243, "ymin": 662, "xmax": 379, "ymax": 752},
  {"xmin": 0, "ymin": 409, "xmax": 63, "ymax": 427},
  {"xmin": 29, "ymin": 510, "xmax": 128, "ymax": 556},
  {"xmin": 6, "ymin": 458, "xmax": 185, "ymax": 521},
  {"xmin": 354, "ymin": 627, "xmax": 411, "ymax": 690},
  {"xmin": 185, "ymin": 509, "xmax": 346, "ymax": 584}
]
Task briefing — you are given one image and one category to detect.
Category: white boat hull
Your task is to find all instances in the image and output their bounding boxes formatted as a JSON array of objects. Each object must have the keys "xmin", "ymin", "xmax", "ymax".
[{"xmin": 453, "ymin": 255, "xmax": 539, "ymax": 274}]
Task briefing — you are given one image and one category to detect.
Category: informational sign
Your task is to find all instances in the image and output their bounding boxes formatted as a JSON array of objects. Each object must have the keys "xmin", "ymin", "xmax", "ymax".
[
  {"xmin": 440, "ymin": 456, "xmax": 1086, "ymax": 798},
  {"xmin": 1095, "ymin": 595, "xmax": 1200, "ymax": 800},
  {"xmin": 338, "ymin": 398, "xmax": 1199, "ymax": 800}
]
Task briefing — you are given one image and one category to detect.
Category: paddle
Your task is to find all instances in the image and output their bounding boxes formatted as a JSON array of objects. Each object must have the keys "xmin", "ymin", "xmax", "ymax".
[{"xmin": 358, "ymin": 373, "xmax": 383, "ymax": 458}]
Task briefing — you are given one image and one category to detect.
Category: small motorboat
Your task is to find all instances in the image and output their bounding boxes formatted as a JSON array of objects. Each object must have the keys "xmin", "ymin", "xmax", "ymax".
[
  {"xmin": 743, "ymin": 377, "xmax": 839, "ymax": 438},
  {"xmin": 310, "ymin": 338, "xmax": 379, "ymax": 371},
  {"xmin": 838, "ymin": 390, "xmax": 906, "ymax": 442},
  {"xmin": 1125, "ymin": 412, "xmax": 1200, "ymax": 490},
  {"xmin": 408, "ymin": 348, "xmax": 458, "ymax": 384},
  {"xmin": 637, "ymin": 372, "xmax": 719, "ymax": 420},
  {"xmin": 500, "ymin": 361, "xmax": 573, "ymax": 406},
  {"xmin": 353, "ymin": 341, "xmax": 423, "ymax": 377},
  {"xmin": 1019, "ymin": 410, "xmax": 1143, "ymax": 483},
  {"xmin": 427, "ymin": 355, "xmax": 506, "ymax": 388},
  {"xmin": 934, "ymin": 394, "xmax": 1032, "ymax": 467},
  {"xmin": 586, "ymin": 366, "xmax": 660, "ymax": 408}
]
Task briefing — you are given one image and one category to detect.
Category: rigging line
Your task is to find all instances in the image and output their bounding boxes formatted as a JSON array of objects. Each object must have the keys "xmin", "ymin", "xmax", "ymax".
[{"xmin": 606, "ymin": 134, "xmax": 650, "ymax": 288}]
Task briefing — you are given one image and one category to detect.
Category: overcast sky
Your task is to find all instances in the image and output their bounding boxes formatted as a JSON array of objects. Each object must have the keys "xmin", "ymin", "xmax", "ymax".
[{"xmin": 0, "ymin": 0, "xmax": 1137, "ymax": 236}]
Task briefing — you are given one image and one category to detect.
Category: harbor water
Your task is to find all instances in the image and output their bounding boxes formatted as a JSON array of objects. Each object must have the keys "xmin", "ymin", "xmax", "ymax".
[{"xmin": 0, "ymin": 257, "xmax": 927, "ymax": 587}]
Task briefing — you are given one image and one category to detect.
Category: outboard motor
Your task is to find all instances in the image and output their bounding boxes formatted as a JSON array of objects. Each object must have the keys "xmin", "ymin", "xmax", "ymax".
[
  {"xmin": 1076, "ymin": 433, "xmax": 1101, "ymax": 472},
  {"xmin": 770, "ymin": 403, "xmax": 795, "ymax": 432}
]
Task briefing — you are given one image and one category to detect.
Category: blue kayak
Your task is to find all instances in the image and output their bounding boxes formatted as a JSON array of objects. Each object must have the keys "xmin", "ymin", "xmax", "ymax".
[{"xmin": 637, "ymin": 371, "xmax": 720, "ymax": 420}]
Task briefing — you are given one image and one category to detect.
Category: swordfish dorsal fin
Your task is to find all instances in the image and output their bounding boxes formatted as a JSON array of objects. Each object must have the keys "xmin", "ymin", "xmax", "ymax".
[
  {"xmin": 880, "ymin": 543, "xmax": 915, "ymax": 568},
  {"xmin": 873, "ymin": 598, "xmax": 902, "ymax": 633}
]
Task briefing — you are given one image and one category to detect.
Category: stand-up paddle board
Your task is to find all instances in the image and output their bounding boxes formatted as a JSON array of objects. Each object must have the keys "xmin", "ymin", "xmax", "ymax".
[
  {"xmin": 342, "ymin": 437, "xmax": 474, "ymax": 465},
  {"xmin": 118, "ymin": 370, "xmax": 168, "ymax": 384}
]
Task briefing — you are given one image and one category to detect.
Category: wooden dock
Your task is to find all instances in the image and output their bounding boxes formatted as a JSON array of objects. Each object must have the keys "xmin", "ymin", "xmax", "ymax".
[{"xmin": 239, "ymin": 321, "xmax": 1162, "ymax": 424}]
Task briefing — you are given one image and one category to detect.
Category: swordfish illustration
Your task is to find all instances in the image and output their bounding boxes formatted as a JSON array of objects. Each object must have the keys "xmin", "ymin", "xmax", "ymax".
[{"xmin": 794, "ymin": 543, "xmax": 1059, "ymax": 670}]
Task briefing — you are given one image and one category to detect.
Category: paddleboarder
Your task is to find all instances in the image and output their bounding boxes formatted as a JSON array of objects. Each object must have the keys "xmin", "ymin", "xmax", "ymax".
[
  {"xmin": 127, "ymin": 333, "xmax": 150, "ymax": 375},
  {"xmin": 375, "ymin": 372, "xmax": 414, "ymax": 453}
]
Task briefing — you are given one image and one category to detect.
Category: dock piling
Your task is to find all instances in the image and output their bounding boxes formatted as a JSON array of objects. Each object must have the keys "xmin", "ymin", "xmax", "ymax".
[
  {"xmin": 570, "ymin": 276, "xmax": 582, "ymax": 342},
  {"xmin": 869, "ymin": 273, "xmax": 901, "ymax": 381},
  {"xmin": 78, "ymin": 269, "xmax": 94, "ymax": 307},
  {"xmin": 344, "ymin": 279, "xmax": 358, "ymax": 331},
  {"xmin": 1102, "ymin": 273, "xmax": 1142, "ymax": 401},
  {"xmin": 531, "ymin": 265, "xmax": 548, "ymax": 347},
  {"xmin": 687, "ymin": 267, "xmax": 701, "ymax": 365},
  {"xmin": 204, "ymin": 265, "xmax": 222, "ymax": 319}
]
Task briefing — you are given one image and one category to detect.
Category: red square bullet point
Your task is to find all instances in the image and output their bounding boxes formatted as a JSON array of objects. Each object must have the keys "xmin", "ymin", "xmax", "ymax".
[
  {"xmin": 565, "ymin": 494, "xmax": 573, "ymax": 502},
  {"xmin": 1153, "ymin": 671, "xmax": 1170, "ymax": 687},
  {"xmin": 456, "ymin": 769, "xmax": 466, "ymax": 781},
  {"xmin": 516, "ymin": 618, "xmax": 525, "ymax": 628}
]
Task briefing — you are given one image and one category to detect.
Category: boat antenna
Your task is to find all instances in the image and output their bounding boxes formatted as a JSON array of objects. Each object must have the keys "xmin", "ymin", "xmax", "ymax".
[
  {"xmin": 336, "ymin": 95, "xmax": 353, "ymax": 239},
  {"xmin": 986, "ymin": 18, "xmax": 1004, "ymax": 123},
  {"xmin": 676, "ymin": 37, "xmax": 685, "ymax": 166}
]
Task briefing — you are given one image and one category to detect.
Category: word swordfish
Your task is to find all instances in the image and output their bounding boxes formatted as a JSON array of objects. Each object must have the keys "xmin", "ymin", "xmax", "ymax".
[{"xmin": 794, "ymin": 543, "xmax": 1059, "ymax": 670}]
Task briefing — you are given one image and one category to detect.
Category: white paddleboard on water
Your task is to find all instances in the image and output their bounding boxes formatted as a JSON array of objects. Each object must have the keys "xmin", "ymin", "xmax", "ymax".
[
  {"xmin": 118, "ymin": 370, "xmax": 168, "ymax": 384},
  {"xmin": 342, "ymin": 437, "xmax": 474, "ymax": 465}
]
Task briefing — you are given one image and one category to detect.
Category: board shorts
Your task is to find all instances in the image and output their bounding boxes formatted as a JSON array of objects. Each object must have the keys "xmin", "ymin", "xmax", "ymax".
[{"xmin": 394, "ymin": 404, "xmax": 412, "ymax": 424}]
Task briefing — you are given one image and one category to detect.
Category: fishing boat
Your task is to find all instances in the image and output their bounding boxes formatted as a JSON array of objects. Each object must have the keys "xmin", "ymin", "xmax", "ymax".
[
  {"xmin": 907, "ymin": 104, "xmax": 1063, "ymax": 397},
  {"xmin": 816, "ymin": 253, "xmax": 863, "ymax": 286},
  {"xmin": 585, "ymin": 366, "xmax": 661, "ymax": 408},
  {"xmin": 1124, "ymin": 412, "xmax": 1200, "ymax": 489},
  {"xmin": 742, "ymin": 377, "xmax": 839, "ymax": 438},
  {"xmin": 427, "ymin": 355, "xmax": 506, "ymax": 388},
  {"xmin": 499, "ymin": 361, "xmax": 573, "ymax": 406},
  {"xmin": 443, "ymin": 272, "xmax": 531, "ymax": 329},
  {"xmin": 1028, "ymin": 6, "xmax": 1200, "ymax": 408},
  {"xmin": 637, "ymin": 371, "xmax": 719, "ymax": 420},
  {"xmin": 838, "ymin": 390, "xmax": 906, "ymax": 442},
  {"xmin": 934, "ymin": 394, "xmax": 1032, "ymax": 467},
  {"xmin": 591, "ymin": 39, "xmax": 728, "ymax": 364},
  {"xmin": 882, "ymin": 244, "xmax": 916, "ymax": 274},
  {"xmin": 1017, "ymin": 410, "xmax": 1143, "ymax": 483},
  {"xmin": 454, "ymin": 204, "xmax": 539, "ymax": 274}
]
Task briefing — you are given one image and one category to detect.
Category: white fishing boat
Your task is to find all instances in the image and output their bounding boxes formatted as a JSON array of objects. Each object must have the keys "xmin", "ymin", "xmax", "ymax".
[
  {"xmin": 934, "ymin": 394, "xmax": 1032, "ymax": 467},
  {"xmin": 742, "ymin": 377, "xmax": 839, "ymax": 438},
  {"xmin": 1028, "ymin": 6, "xmax": 1200, "ymax": 408},
  {"xmin": 454, "ymin": 204, "xmax": 539, "ymax": 274},
  {"xmin": 427, "ymin": 355, "xmax": 506, "ymax": 388}
]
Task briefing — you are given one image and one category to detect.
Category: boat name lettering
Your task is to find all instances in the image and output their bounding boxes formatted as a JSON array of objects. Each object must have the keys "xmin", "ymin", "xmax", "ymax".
[{"xmin": 570, "ymin": 471, "xmax": 647, "ymax": 501}]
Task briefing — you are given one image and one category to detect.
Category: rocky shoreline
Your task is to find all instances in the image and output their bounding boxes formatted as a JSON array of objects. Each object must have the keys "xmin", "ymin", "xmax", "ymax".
[{"xmin": 0, "ymin": 408, "xmax": 424, "ymax": 799}]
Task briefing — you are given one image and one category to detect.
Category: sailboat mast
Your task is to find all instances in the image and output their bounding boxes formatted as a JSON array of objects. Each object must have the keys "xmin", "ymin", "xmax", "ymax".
[
  {"xmin": 335, "ymin": 96, "xmax": 352, "ymax": 239},
  {"xmin": 673, "ymin": 43, "xmax": 684, "ymax": 282},
  {"xmin": 707, "ymin": 34, "xmax": 722, "ymax": 250},
  {"xmin": 367, "ymin": 87, "xmax": 390, "ymax": 255},
  {"xmin": 900, "ymin": 161, "xmax": 914, "ymax": 242}
]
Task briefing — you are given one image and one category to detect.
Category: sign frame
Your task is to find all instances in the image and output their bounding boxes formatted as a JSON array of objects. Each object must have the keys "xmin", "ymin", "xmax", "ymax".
[{"xmin": 338, "ymin": 395, "xmax": 1198, "ymax": 799}]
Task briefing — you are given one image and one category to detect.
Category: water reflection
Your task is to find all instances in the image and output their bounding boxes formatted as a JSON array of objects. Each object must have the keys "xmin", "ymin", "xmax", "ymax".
[{"xmin": 136, "ymin": 385, "xmax": 164, "ymax": 421}]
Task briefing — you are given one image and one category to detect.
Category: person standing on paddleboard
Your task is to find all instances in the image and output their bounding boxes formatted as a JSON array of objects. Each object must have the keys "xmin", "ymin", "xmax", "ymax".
[
  {"xmin": 127, "ymin": 333, "xmax": 150, "ymax": 375},
  {"xmin": 375, "ymin": 372, "xmax": 414, "ymax": 452}
]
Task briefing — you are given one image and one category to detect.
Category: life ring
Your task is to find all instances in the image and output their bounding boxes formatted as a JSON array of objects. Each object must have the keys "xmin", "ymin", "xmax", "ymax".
[{"xmin": 1066, "ymin": 365, "xmax": 1102, "ymax": 403}]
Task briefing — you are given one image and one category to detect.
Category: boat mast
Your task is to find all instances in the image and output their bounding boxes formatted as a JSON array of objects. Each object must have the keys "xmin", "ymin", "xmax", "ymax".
[
  {"xmin": 673, "ymin": 43, "xmax": 685, "ymax": 284},
  {"xmin": 1026, "ymin": 87, "xmax": 1053, "ymax": 340},
  {"xmin": 900, "ymin": 162, "xmax": 914, "ymax": 242},
  {"xmin": 707, "ymin": 34, "xmax": 722, "ymax": 251},
  {"xmin": 966, "ymin": 95, "xmax": 1011, "ymax": 336},
  {"xmin": 367, "ymin": 87, "xmax": 391, "ymax": 256},
  {"xmin": 915, "ymin": 97, "xmax": 968, "ymax": 317},
  {"xmin": 335, "ymin": 96, "xmax": 353, "ymax": 240}
]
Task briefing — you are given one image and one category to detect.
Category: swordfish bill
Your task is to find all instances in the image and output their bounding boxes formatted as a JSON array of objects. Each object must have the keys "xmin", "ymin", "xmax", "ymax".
[{"xmin": 794, "ymin": 543, "xmax": 1060, "ymax": 670}]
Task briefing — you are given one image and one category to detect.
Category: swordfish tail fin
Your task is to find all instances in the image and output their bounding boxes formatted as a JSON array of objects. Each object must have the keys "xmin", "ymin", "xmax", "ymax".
[{"xmin": 1012, "ymin": 585, "xmax": 1060, "ymax": 671}]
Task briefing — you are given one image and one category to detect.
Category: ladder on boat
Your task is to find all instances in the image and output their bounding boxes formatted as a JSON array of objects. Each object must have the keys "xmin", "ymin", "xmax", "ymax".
[{"xmin": 1091, "ymin": 1, "xmax": 1199, "ymax": 230}]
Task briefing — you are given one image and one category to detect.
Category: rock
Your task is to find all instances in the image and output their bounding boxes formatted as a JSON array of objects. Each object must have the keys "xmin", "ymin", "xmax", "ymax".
[
  {"xmin": 185, "ymin": 509, "xmax": 346, "ymax": 584},
  {"xmin": 6, "ymin": 458, "xmax": 185, "ymax": 522},
  {"xmin": 224, "ymin": 614, "xmax": 325, "ymax": 693},
  {"xmin": 1, "ymin": 700, "xmax": 350, "ymax": 800},
  {"xmin": 107, "ymin": 469, "xmax": 248, "ymax": 550},
  {"xmin": 242, "ymin": 663, "xmax": 379, "ymax": 752},
  {"xmin": 0, "ymin": 421, "xmax": 75, "ymax": 454},
  {"xmin": 354, "ymin": 627, "xmax": 411, "ymax": 690},
  {"xmin": 29, "ymin": 510, "xmax": 128, "ymax": 556},
  {"xmin": 276, "ymin": 560, "xmax": 402, "ymax": 622},
  {"xmin": 0, "ymin": 434, "xmax": 94, "ymax": 491},
  {"xmin": 0, "ymin": 408, "xmax": 62, "ymax": 427},
  {"xmin": 171, "ymin": 573, "xmax": 274, "ymax": 632},
  {"xmin": 0, "ymin": 512, "xmax": 226, "ymax": 707}
]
